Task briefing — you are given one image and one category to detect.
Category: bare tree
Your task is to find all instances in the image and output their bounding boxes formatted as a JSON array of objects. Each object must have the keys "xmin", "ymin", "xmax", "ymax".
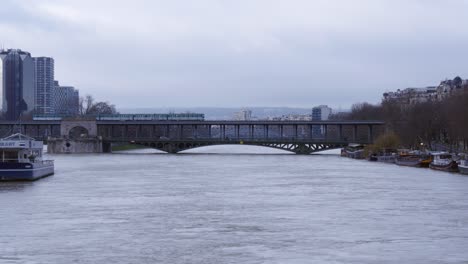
[{"xmin": 79, "ymin": 95, "xmax": 117, "ymax": 115}]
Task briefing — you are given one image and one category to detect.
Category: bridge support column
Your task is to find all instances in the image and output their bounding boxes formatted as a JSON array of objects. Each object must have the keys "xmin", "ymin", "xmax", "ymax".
[
  {"xmin": 294, "ymin": 144, "xmax": 312, "ymax": 155},
  {"xmin": 324, "ymin": 125, "xmax": 328, "ymax": 140},
  {"xmin": 220, "ymin": 125, "xmax": 225, "ymax": 140},
  {"xmin": 280, "ymin": 125, "xmax": 283, "ymax": 139},
  {"xmin": 368, "ymin": 125, "xmax": 373, "ymax": 143},
  {"xmin": 102, "ymin": 142, "xmax": 112, "ymax": 153},
  {"xmin": 122, "ymin": 125, "xmax": 127, "ymax": 140},
  {"xmin": 353, "ymin": 125, "xmax": 358, "ymax": 142},
  {"xmin": 294, "ymin": 125, "xmax": 298, "ymax": 139},
  {"xmin": 208, "ymin": 125, "xmax": 212, "ymax": 139},
  {"xmin": 338, "ymin": 125, "xmax": 343, "ymax": 141},
  {"xmin": 236, "ymin": 125, "xmax": 240, "ymax": 139},
  {"xmin": 136, "ymin": 125, "xmax": 141, "ymax": 139},
  {"xmin": 151, "ymin": 125, "xmax": 155, "ymax": 139}
]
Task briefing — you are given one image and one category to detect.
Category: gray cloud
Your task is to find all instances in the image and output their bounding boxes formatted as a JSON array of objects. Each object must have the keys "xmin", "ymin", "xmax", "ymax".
[{"xmin": 1, "ymin": 0, "xmax": 467, "ymax": 109}]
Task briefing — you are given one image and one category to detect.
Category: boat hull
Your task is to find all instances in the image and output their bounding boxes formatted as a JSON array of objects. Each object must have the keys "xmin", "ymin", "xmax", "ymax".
[
  {"xmin": 429, "ymin": 161, "xmax": 459, "ymax": 173},
  {"xmin": 395, "ymin": 159, "xmax": 420, "ymax": 167},
  {"xmin": 396, "ymin": 156, "xmax": 432, "ymax": 168},
  {"xmin": 0, "ymin": 162, "xmax": 54, "ymax": 181},
  {"xmin": 459, "ymin": 165, "xmax": 468, "ymax": 175},
  {"xmin": 341, "ymin": 149, "xmax": 365, "ymax": 159},
  {"xmin": 377, "ymin": 156, "xmax": 395, "ymax": 163}
]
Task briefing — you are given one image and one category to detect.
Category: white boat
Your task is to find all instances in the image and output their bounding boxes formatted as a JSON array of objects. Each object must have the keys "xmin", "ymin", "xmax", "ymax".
[
  {"xmin": 429, "ymin": 152, "xmax": 458, "ymax": 173},
  {"xmin": 0, "ymin": 133, "xmax": 54, "ymax": 181},
  {"xmin": 458, "ymin": 158, "xmax": 468, "ymax": 175}
]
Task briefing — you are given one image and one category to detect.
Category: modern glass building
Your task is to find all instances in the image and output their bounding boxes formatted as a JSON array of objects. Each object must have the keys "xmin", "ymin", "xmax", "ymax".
[
  {"xmin": 33, "ymin": 57, "xmax": 55, "ymax": 115},
  {"xmin": 0, "ymin": 49, "xmax": 35, "ymax": 120},
  {"xmin": 52, "ymin": 81, "xmax": 79, "ymax": 116}
]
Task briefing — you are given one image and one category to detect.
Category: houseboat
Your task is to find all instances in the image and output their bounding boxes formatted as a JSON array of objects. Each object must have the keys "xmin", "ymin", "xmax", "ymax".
[
  {"xmin": 0, "ymin": 133, "xmax": 54, "ymax": 181},
  {"xmin": 429, "ymin": 152, "xmax": 458, "ymax": 173},
  {"xmin": 341, "ymin": 144, "xmax": 365, "ymax": 159},
  {"xmin": 395, "ymin": 151, "xmax": 432, "ymax": 167},
  {"xmin": 369, "ymin": 149, "xmax": 397, "ymax": 163},
  {"xmin": 458, "ymin": 156, "xmax": 468, "ymax": 175}
]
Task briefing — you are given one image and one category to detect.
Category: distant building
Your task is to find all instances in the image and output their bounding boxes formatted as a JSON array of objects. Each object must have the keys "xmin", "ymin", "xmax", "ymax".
[
  {"xmin": 234, "ymin": 109, "xmax": 253, "ymax": 121},
  {"xmin": 383, "ymin": 77, "xmax": 468, "ymax": 105},
  {"xmin": 312, "ymin": 105, "xmax": 332, "ymax": 121},
  {"xmin": 383, "ymin": 87, "xmax": 437, "ymax": 105},
  {"xmin": 53, "ymin": 81, "xmax": 79, "ymax": 116},
  {"xmin": 33, "ymin": 57, "xmax": 55, "ymax": 115},
  {"xmin": 312, "ymin": 105, "xmax": 332, "ymax": 137},
  {"xmin": 273, "ymin": 114, "xmax": 311, "ymax": 121},
  {"xmin": 0, "ymin": 49, "xmax": 35, "ymax": 120}
]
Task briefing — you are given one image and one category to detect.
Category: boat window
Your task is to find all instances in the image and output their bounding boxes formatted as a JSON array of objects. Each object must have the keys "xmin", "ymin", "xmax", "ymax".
[{"xmin": 3, "ymin": 151, "xmax": 18, "ymax": 162}]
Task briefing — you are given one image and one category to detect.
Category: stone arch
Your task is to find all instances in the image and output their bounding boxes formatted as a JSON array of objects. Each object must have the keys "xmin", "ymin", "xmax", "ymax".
[
  {"xmin": 68, "ymin": 126, "xmax": 89, "ymax": 139},
  {"xmin": 60, "ymin": 121, "xmax": 97, "ymax": 138}
]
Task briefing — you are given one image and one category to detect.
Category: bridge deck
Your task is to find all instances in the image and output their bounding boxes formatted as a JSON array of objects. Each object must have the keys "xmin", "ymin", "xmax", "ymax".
[{"xmin": 0, "ymin": 120, "xmax": 384, "ymax": 154}]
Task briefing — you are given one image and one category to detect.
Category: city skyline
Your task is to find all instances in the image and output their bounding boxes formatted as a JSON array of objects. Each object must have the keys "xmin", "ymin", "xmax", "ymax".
[
  {"xmin": 1, "ymin": 0, "xmax": 468, "ymax": 108},
  {"xmin": 0, "ymin": 48, "xmax": 80, "ymax": 119}
]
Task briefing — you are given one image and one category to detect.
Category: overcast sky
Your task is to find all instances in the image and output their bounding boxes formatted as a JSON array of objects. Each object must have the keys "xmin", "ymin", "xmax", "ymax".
[{"xmin": 1, "ymin": 0, "xmax": 467, "ymax": 109}]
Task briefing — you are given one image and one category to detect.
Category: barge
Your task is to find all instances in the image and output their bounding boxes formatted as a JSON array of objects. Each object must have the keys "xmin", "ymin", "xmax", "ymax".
[{"xmin": 0, "ymin": 133, "xmax": 54, "ymax": 181}]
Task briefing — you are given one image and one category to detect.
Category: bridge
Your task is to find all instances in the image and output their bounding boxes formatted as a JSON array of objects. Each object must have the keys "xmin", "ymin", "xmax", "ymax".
[{"xmin": 0, "ymin": 120, "xmax": 384, "ymax": 154}]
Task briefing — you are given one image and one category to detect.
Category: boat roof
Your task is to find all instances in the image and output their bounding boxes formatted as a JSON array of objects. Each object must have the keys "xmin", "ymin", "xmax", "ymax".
[
  {"xmin": 430, "ymin": 151, "xmax": 451, "ymax": 155},
  {"xmin": 0, "ymin": 133, "xmax": 35, "ymax": 141}
]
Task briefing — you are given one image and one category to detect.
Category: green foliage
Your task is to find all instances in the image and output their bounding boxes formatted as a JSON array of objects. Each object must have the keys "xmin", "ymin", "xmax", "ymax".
[{"xmin": 365, "ymin": 132, "xmax": 401, "ymax": 155}]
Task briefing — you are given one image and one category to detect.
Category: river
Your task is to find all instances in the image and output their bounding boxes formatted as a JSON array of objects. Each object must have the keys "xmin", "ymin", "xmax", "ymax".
[{"xmin": 1, "ymin": 146, "xmax": 468, "ymax": 263}]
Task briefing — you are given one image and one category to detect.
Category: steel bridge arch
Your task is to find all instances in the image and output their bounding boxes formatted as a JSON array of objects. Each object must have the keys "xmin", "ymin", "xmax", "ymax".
[{"xmin": 132, "ymin": 141, "xmax": 347, "ymax": 154}]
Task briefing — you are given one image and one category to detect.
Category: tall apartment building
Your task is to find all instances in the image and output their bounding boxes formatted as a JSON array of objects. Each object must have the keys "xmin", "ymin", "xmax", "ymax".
[
  {"xmin": 312, "ymin": 105, "xmax": 332, "ymax": 121},
  {"xmin": 33, "ymin": 57, "xmax": 55, "ymax": 115},
  {"xmin": 53, "ymin": 81, "xmax": 79, "ymax": 116},
  {"xmin": 312, "ymin": 105, "xmax": 332, "ymax": 137},
  {"xmin": 0, "ymin": 49, "xmax": 35, "ymax": 120}
]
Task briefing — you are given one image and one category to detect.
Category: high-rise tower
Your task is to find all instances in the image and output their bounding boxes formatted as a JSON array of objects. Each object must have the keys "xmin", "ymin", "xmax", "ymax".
[
  {"xmin": 33, "ymin": 57, "xmax": 55, "ymax": 115},
  {"xmin": 0, "ymin": 49, "xmax": 35, "ymax": 120}
]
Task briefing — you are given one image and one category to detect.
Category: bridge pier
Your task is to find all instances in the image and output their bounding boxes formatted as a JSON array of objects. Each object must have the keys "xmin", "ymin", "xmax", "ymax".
[{"xmin": 368, "ymin": 125, "xmax": 373, "ymax": 143}]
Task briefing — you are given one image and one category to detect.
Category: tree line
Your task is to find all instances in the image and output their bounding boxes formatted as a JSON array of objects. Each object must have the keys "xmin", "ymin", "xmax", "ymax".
[{"xmin": 333, "ymin": 90, "xmax": 468, "ymax": 152}]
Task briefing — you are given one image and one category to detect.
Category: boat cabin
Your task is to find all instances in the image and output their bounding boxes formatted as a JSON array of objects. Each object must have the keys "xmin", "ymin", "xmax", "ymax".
[
  {"xmin": 431, "ymin": 152, "xmax": 454, "ymax": 166},
  {"xmin": 0, "ymin": 133, "xmax": 44, "ymax": 163}
]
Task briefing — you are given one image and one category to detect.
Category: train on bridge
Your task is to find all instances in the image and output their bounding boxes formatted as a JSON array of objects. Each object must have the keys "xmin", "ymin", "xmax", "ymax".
[{"xmin": 33, "ymin": 113, "xmax": 205, "ymax": 121}]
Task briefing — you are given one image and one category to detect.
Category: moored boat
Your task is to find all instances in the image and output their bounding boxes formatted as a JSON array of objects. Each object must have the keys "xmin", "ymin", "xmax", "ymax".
[
  {"xmin": 0, "ymin": 133, "xmax": 54, "ymax": 181},
  {"xmin": 395, "ymin": 155, "xmax": 420, "ymax": 167},
  {"xmin": 395, "ymin": 152, "xmax": 432, "ymax": 167},
  {"xmin": 429, "ymin": 152, "xmax": 458, "ymax": 173},
  {"xmin": 368, "ymin": 149, "xmax": 396, "ymax": 163},
  {"xmin": 341, "ymin": 144, "xmax": 365, "ymax": 159},
  {"xmin": 458, "ymin": 158, "xmax": 468, "ymax": 175}
]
